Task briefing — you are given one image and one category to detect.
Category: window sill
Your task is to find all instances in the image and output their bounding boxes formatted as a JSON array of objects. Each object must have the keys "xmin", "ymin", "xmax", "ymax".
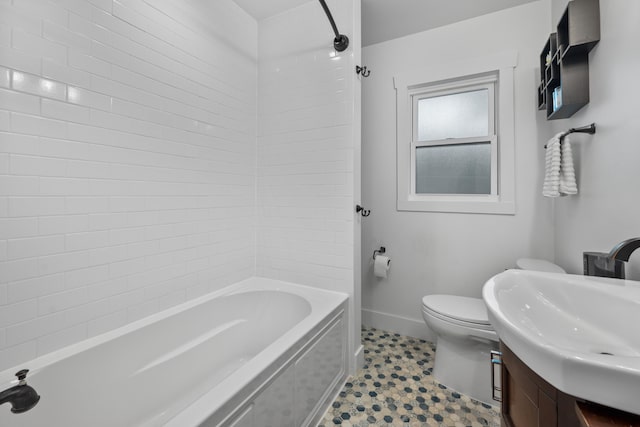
[{"xmin": 397, "ymin": 196, "xmax": 515, "ymax": 215}]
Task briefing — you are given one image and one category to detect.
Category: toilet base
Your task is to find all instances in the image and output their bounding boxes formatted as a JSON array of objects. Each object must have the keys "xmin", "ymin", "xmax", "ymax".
[{"xmin": 432, "ymin": 336, "xmax": 499, "ymax": 406}]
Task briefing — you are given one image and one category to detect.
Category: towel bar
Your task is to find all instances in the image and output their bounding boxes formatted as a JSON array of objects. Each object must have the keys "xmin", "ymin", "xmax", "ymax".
[{"xmin": 544, "ymin": 122, "xmax": 596, "ymax": 148}]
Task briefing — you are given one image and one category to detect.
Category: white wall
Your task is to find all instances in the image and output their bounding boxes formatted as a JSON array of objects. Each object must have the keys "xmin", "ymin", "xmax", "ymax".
[
  {"xmin": 256, "ymin": 0, "xmax": 361, "ymax": 368},
  {"xmin": 361, "ymin": 1, "xmax": 554, "ymax": 339},
  {"xmin": 0, "ymin": 0, "xmax": 257, "ymax": 371},
  {"xmin": 548, "ymin": 0, "xmax": 640, "ymax": 278}
]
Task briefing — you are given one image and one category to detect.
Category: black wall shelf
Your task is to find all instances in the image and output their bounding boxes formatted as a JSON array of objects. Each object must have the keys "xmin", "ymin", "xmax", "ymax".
[{"xmin": 538, "ymin": 0, "xmax": 600, "ymax": 120}]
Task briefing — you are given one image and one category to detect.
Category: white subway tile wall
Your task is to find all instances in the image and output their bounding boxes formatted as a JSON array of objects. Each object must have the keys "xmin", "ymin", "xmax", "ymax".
[
  {"xmin": 256, "ymin": 1, "xmax": 356, "ymax": 292},
  {"xmin": 0, "ymin": 0, "xmax": 258, "ymax": 370}
]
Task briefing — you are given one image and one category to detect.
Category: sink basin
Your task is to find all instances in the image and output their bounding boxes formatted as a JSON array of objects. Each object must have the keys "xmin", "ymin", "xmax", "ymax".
[{"xmin": 483, "ymin": 270, "xmax": 640, "ymax": 415}]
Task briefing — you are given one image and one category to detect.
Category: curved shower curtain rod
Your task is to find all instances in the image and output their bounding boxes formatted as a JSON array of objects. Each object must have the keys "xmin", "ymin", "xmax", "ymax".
[{"xmin": 317, "ymin": 0, "xmax": 349, "ymax": 52}]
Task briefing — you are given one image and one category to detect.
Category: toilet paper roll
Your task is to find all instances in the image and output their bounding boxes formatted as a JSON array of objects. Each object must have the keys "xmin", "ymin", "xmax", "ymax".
[{"xmin": 374, "ymin": 255, "xmax": 391, "ymax": 278}]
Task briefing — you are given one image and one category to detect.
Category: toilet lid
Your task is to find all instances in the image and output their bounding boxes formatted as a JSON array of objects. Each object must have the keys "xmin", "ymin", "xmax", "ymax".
[{"xmin": 422, "ymin": 295, "xmax": 490, "ymax": 325}]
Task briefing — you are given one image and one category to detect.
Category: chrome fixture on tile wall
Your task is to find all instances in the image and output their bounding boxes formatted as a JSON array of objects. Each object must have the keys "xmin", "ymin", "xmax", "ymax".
[
  {"xmin": 356, "ymin": 66, "xmax": 371, "ymax": 77},
  {"xmin": 355, "ymin": 205, "xmax": 370, "ymax": 217}
]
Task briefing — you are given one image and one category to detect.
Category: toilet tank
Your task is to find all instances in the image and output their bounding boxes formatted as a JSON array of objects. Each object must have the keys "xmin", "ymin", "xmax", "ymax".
[{"xmin": 516, "ymin": 258, "xmax": 566, "ymax": 273}]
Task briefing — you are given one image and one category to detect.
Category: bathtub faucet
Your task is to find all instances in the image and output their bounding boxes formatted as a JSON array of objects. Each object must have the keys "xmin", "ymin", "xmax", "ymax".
[{"xmin": 0, "ymin": 369, "xmax": 40, "ymax": 414}]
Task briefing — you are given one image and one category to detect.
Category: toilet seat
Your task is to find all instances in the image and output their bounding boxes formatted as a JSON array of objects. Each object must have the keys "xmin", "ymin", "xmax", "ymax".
[{"xmin": 422, "ymin": 295, "xmax": 493, "ymax": 331}]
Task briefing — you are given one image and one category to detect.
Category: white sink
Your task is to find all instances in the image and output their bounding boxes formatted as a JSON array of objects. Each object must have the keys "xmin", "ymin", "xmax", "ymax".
[{"xmin": 483, "ymin": 270, "xmax": 640, "ymax": 415}]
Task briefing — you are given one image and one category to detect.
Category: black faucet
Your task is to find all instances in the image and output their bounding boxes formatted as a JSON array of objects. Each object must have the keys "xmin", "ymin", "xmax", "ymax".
[
  {"xmin": 0, "ymin": 369, "xmax": 40, "ymax": 414},
  {"xmin": 583, "ymin": 237, "xmax": 640, "ymax": 279}
]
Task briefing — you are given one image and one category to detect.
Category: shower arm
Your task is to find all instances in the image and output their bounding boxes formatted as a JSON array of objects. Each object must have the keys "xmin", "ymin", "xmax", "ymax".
[{"xmin": 317, "ymin": 0, "xmax": 349, "ymax": 52}]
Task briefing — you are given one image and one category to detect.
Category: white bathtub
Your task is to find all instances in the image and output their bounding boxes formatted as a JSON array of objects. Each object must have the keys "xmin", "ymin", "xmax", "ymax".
[{"xmin": 0, "ymin": 277, "xmax": 349, "ymax": 427}]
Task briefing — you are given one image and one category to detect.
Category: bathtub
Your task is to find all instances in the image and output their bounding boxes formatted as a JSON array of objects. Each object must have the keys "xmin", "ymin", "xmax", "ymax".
[{"xmin": 0, "ymin": 277, "xmax": 349, "ymax": 427}]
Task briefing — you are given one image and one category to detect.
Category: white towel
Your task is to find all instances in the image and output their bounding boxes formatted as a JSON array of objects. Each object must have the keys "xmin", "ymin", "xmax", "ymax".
[
  {"xmin": 542, "ymin": 133, "xmax": 578, "ymax": 197},
  {"xmin": 542, "ymin": 133, "xmax": 562, "ymax": 197},
  {"xmin": 559, "ymin": 137, "xmax": 577, "ymax": 195}
]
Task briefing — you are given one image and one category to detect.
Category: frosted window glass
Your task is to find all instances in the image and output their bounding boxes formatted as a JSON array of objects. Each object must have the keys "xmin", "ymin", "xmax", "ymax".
[
  {"xmin": 415, "ymin": 142, "xmax": 491, "ymax": 194},
  {"xmin": 417, "ymin": 89, "xmax": 489, "ymax": 141}
]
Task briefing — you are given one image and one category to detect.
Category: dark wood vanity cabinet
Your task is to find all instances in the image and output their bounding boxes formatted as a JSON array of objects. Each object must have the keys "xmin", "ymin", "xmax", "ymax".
[
  {"xmin": 500, "ymin": 342, "xmax": 581, "ymax": 427},
  {"xmin": 500, "ymin": 342, "xmax": 640, "ymax": 427},
  {"xmin": 576, "ymin": 401, "xmax": 640, "ymax": 427}
]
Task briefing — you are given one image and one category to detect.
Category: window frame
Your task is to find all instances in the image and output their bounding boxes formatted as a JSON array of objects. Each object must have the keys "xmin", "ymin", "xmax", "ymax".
[{"xmin": 394, "ymin": 51, "xmax": 517, "ymax": 215}]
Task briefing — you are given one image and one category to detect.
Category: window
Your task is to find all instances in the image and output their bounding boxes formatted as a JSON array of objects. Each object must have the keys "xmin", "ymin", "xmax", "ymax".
[
  {"xmin": 413, "ymin": 79, "xmax": 496, "ymax": 196},
  {"xmin": 394, "ymin": 51, "xmax": 517, "ymax": 214}
]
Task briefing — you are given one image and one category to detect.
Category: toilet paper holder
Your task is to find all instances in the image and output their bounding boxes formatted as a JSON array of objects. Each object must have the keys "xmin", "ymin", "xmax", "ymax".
[{"xmin": 373, "ymin": 246, "xmax": 386, "ymax": 260}]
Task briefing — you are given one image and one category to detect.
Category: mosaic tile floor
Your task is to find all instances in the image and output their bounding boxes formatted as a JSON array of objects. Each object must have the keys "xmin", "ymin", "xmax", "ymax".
[{"xmin": 318, "ymin": 327, "xmax": 500, "ymax": 427}]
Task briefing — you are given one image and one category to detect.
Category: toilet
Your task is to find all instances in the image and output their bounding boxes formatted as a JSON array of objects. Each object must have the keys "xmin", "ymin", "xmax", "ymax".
[{"xmin": 421, "ymin": 258, "xmax": 565, "ymax": 405}]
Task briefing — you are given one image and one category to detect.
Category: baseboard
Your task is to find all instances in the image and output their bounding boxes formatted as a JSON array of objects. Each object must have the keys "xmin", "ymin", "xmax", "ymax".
[{"xmin": 361, "ymin": 308, "xmax": 436, "ymax": 342}]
